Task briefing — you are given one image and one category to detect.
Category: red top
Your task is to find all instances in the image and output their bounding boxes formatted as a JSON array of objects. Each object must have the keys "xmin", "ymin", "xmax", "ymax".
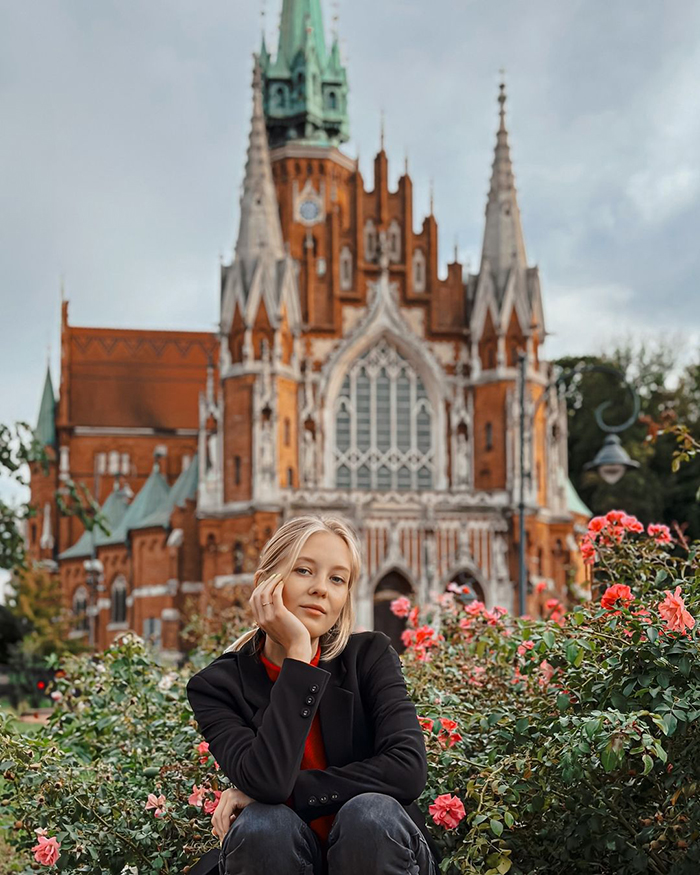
[{"xmin": 259, "ymin": 641, "xmax": 336, "ymax": 850}]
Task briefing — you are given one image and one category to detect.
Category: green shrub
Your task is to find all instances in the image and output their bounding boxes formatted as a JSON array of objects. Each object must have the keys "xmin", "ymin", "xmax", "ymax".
[{"xmin": 402, "ymin": 511, "xmax": 700, "ymax": 874}]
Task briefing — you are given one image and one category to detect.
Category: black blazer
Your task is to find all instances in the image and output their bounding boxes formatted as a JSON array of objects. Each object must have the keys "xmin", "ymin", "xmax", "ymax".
[{"xmin": 185, "ymin": 629, "xmax": 442, "ymax": 875}]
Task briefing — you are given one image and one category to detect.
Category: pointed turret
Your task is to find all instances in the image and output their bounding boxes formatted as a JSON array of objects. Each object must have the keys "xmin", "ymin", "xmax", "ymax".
[
  {"xmin": 481, "ymin": 81, "xmax": 528, "ymax": 294},
  {"xmin": 279, "ymin": 0, "xmax": 327, "ymax": 67},
  {"xmin": 220, "ymin": 57, "xmax": 302, "ymax": 339},
  {"xmin": 470, "ymin": 79, "xmax": 545, "ymax": 363},
  {"xmin": 261, "ymin": 0, "xmax": 349, "ymax": 148},
  {"xmin": 36, "ymin": 365, "xmax": 56, "ymax": 448},
  {"xmin": 235, "ymin": 59, "xmax": 285, "ymax": 262}
]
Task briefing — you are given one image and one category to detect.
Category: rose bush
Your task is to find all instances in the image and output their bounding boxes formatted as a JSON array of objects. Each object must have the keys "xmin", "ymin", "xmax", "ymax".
[
  {"xmin": 0, "ymin": 511, "xmax": 698, "ymax": 874},
  {"xmin": 400, "ymin": 510, "xmax": 700, "ymax": 874},
  {"xmin": 0, "ymin": 634, "xmax": 234, "ymax": 874}
]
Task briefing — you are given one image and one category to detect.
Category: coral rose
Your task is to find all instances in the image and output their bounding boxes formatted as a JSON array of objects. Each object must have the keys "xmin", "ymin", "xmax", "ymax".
[
  {"xmin": 428, "ymin": 793, "xmax": 466, "ymax": 830},
  {"xmin": 601, "ymin": 584, "xmax": 633, "ymax": 611},
  {"xmin": 32, "ymin": 835, "xmax": 61, "ymax": 867},
  {"xmin": 658, "ymin": 586, "xmax": 695, "ymax": 633}
]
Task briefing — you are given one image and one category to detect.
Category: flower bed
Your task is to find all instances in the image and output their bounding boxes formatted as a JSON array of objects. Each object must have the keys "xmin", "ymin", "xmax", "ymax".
[
  {"xmin": 398, "ymin": 510, "xmax": 700, "ymax": 874},
  {"xmin": 0, "ymin": 511, "xmax": 698, "ymax": 874}
]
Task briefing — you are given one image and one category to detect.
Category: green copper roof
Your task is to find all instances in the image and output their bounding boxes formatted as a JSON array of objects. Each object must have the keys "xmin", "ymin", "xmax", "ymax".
[
  {"xmin": 58, "ymin": 482, "xmax": 131, "ymax": 560},
  {"xmin": 565, "ymin": 474, "xmax": 592, "ymax": 518},
  {"xmin": 279, "ymin": 0, "xmax": 327, "ymax": 67},
  {"xmin": 36, "ymin": 366, "xmax": 56, "ymax": 448},
  {"xmin": 260, "ymin": 0, "xmax": 349, "ymax": 148},
  {"xmin": 136, "ymin": 453, "xmax": 199, "ymax": 530},
  {"xmin": 100, "ymin": 462, "xmax": 171, "ymax": 546}
]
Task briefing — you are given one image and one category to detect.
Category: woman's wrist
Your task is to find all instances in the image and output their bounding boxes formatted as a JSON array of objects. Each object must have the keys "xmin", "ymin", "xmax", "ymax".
[{"xmin": 285, "ymin": 645, "xmax": 312, "ymax": 663}]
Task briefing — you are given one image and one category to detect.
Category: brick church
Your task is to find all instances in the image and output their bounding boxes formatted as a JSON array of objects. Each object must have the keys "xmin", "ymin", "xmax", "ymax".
[{"xmin": 28, "ymin": 0, "xmax": 591, "ymax": 660}]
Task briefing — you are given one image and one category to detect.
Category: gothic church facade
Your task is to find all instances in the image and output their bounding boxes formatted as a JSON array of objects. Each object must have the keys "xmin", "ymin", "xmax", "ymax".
[{"xmin": 28, "ymin": 0, "xmax": 591, "ymax": 659}]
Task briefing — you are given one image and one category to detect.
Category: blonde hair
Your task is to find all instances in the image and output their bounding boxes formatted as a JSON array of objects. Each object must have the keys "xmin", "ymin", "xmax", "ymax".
[{"xmin": 226, "ymin": 514, "xmax": 361, "ymax": 662}]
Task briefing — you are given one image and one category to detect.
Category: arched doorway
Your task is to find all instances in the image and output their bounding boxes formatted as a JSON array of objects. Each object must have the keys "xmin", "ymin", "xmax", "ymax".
[
  {"xmin": 373, "ymin": 570, "xmax": 414, "ymax": 653},
  {"xmin": 445, "ymin": 570, "xmax": 485, "ymax": 604}
]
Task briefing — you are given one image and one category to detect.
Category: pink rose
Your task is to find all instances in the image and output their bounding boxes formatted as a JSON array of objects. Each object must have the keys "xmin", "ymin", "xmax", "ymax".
[
  {"xmin": 390, "ymin": 596, "xmax": 411, "ymax": 618},
  {"xmin": 188, "ymin": 784, "xmax": 207, "ymax": 808},
  {"xmin": 145, "ymin": 793, "xmax": 167, "ymax": 817},
  {"xmin": 204, "ymin": 790, "xmax": 222, "ymax": 815},
  {"xmin": 32, "ymin": 835, "xmax": 61, "ymax": 867},
  {"xmin": 428, "ymin": 793, "xmax": 466, "ymax": 830},
  {"xmin": 658, "ymin": 586, "xmax": 695, "ymax": 634}
]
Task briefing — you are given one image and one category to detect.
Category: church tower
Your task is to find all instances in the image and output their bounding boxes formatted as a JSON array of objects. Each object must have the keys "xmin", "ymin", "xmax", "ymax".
[{"xmin": 44, "ymin": 0, "xmax": 589, "ymax": 656}]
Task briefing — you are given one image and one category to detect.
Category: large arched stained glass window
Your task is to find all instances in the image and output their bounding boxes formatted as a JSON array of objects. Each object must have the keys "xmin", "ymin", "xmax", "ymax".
[{"xmin": 334, "ymin": 339, "xmax": 434, "ymax": 490}]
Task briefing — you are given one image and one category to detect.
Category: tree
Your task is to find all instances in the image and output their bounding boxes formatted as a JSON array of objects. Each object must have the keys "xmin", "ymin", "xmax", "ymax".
[{"xmin": 555, "ymin": 335, "xmax": 700, "ymax": 540}]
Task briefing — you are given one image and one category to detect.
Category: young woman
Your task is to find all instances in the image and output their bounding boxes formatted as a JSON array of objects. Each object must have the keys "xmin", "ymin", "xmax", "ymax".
[{"xmin": 186, "ymin": 514, "xmax": 441, "ymax": 875}]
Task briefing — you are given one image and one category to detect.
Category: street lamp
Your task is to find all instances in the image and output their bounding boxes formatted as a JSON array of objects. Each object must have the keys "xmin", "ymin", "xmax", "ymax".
[{"xmin": 517, "ymin": 355, "xmax": 640, "ymax": 616}]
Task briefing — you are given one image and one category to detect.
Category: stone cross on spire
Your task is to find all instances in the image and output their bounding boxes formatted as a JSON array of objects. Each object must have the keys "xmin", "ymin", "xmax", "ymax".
[{"xmin": 480, "ymin": 76, "xmax": 528, "ymax": 292}]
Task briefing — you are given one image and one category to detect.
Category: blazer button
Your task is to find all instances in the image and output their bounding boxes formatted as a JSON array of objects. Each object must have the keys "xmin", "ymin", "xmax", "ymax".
[
  {"xmin": 300, "ymin": 708, "xmax": 311, "ymax": 717},
  {"xmin": 319, "ymin": 794, "xmax": 328, "ymax": 804},
  {"xmin": 309, "ymin": 684, "xmax": 319, "ymax": 693},
  {"xmin": 304, "ymin": 695, "xmax": 315, "ymax": 705},
  {"xmin": 330, "ymin": 793, "xmax": 338, "ymax": 801},
  {"xmin": 309, "ymin": 796, "xmax": 318, "ymax": 805}
]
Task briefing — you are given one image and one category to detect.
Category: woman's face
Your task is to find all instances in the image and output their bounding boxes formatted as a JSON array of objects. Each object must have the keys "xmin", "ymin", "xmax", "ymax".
[{"xmin": 277, "ymin": 530, "xmax": 352, "ymax": 634}]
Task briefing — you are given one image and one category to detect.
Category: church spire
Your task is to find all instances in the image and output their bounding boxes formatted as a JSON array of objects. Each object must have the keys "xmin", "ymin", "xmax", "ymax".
[
  {"xmin": 36, "ymin": 364, "xmax": 56, "ymax": 448},
  {"xmin": 261, "ymin": 0, "xmax": 349, "ymax": 149},
  {"xmin": 235, "ymin": 56, "xmax": 284, "ymax": 260},
  {"xmin": 480, "ymin": 78, "xmax": 528, "ymax": 289},
  {"xmin": 278, "ymin": 0, "xmax": 327, "ymax": 67}
]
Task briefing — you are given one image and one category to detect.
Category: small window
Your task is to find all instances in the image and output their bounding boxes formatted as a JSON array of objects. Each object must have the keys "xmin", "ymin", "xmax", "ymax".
[
  {"xmin": 120, "ymin": 453, "xmax": 130, "ymax": 476},
  {"xmin": 485, "ymin": 422, "xmax": 493, "ymax": 451},
  {"xmin": 413, "ymin": 249, "xmax": 426, "ymax": 292},
  {"xmin": 73, "ymin": 586, "xmax": 89, "ymax": 633},
  {"xmin": 111, "ymin": 576, "xmax": 127, "ymax": 624},
  {"xmin": 108, "ymin": 451, "xmax": 120, "ymax": 475},
  {"xmin": 274, "ymin": 86, "xmax": 286, "ymax": 108},
  {"xmin": 328, "ymin": 90, "xmax": 337, "ymax": 110},
  {"xmin": 234, "ymin": 455, "xmax": 241, "ymax": 486},
  {"xmin": 284, "ymin": 418, "xmax": 291, "ymax": 447},
  {"xmin": 388, "ymin": 221, "xmax": 401, "ymax": 262},
  {"xmin": 234, "ymin": 541, "xmax": 244, "ymax": 574},
  {"xmin": 143, "ymin": 617, "xmax": 162, "ymax": 650},
  {"xmin": 287, "ymin": 467, "xmax": 294, "ymax": 487},
  {"xmin": 340, "ymin": 246, "xmax": 353, "ymax": 291},
  {"xmin": 364, "ymin": 220, "xmax": 377, "ymax": 261}
]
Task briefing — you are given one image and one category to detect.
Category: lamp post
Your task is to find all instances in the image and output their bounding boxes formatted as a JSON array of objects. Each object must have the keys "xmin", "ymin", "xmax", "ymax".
[{"xmin": 517, "ymin": 354, "xmax": 640, "ymax": 616}]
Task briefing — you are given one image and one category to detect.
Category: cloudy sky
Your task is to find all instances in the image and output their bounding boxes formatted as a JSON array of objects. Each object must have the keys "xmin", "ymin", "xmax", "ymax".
[{"xmin": 1, "ymin": 0, "xmax": 700, "ymax": 516}]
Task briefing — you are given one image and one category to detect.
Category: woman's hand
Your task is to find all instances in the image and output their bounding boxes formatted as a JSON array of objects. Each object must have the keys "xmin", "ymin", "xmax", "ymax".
[
  {"xmin": 211, "ymin": 787, "xmax": 256, "ymax": 843},
  {"xmin": 249, "ymin": 570, "xmax": 312, "ymax": 657}
]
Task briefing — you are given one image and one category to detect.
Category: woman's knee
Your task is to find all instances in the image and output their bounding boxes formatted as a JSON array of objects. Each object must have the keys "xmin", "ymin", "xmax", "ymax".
[
  {"xmin": 336, "ymin": 792, "xmax": 403, "ymax": 829},
  {"xmin": 225, "ymin": 801, "xmax": 300, "ymax": 845}
]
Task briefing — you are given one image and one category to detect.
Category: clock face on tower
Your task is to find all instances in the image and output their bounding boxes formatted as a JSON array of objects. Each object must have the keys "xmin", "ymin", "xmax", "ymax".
[{"xmin": 299, "ymin": 198, "xmax": 321, "ymax": 224}]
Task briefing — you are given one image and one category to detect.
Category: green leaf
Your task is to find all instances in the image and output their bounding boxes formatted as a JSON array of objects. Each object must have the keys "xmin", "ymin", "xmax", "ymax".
[
  {"xmin": 584, "ymin": 718, "xmax": 601, "ymax": 739},
  {"xmin": 663, "ymin": 713, "xmax": 678, "ymax": 736},
  {"xmin": 565, "ymin": 642, "xmax": 581, "ymax": 665},
  {"xmin": 645, "ymin": 627, "xmax": 659, "ymax": 644},
  {"xmin": 515, "ymin": 717, "xmax": 529, "ymax": 733},
  {"xmin": 543, "ymin": 631, "xmax": 555, "ymax": 648},
  {"xmin": 642, "ymin": 754, "xmax": 654, "ymax": 776},
  {"xmin": 490, "ymin": 818, "xmax": 504, "ymax": 837},
  {"xmin": 601, "ymin": 745, "xmax": 619, "ymax": 772},
  {"xmin": 498, "ymin": 859, "xmax": 512, "ymax": 873},
  {"xmin": 504, "ymin": 811, "xmax": 515, "ymax": 827},
  {"xmin": 556, "ymin": 693, "xmax": 571, "ymax": 712}
]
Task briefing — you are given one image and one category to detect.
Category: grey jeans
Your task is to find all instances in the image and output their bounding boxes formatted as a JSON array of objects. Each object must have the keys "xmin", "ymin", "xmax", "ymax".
[{"xmin": 219, "ymin": 791, "xmax": 439, "ymax": 875}]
